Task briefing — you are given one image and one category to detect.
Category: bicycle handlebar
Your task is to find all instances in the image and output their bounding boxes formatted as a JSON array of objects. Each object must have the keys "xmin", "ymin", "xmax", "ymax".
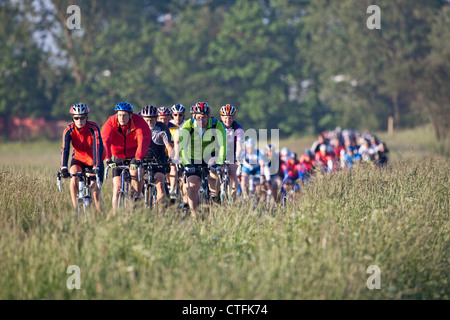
[
  {"xmin": 57, "ymin": 170, "xmax": 102, "ymax": 191},
  {"xmin": 104, "ymin": 165, "xmax": 141, "ymax": 182}
]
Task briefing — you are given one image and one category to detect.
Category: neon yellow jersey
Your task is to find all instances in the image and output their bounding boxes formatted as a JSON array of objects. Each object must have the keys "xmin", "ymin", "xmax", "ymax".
[
  {"xmin": 169, "ymin": 119, "xmax": 185, "ymax": 143},
  {"xmin": 179, "ymin": 117, "xmax": 227, "ymax": 165}
]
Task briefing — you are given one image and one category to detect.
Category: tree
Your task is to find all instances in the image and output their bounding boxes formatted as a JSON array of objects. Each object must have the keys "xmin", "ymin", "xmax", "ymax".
[
  {"xmin": 0, "ymin": 0, "xmax": 49, "ymax": 136},
  {"xmin": 300, "ymin": 0, "xmax": 445, "ymax": 132},
  {"xmin": 414, "ymin": 5, "xmax": 450, "ymax": 141}
]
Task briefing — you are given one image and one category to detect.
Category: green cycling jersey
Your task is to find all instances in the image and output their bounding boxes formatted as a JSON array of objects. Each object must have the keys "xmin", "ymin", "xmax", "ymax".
[{"xmin": 179, "ymin": 117, "xmax": 227, "ymax": 166}]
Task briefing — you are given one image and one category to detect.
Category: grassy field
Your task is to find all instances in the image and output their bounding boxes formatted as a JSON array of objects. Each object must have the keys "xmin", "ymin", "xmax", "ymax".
[{"xmin": 0, "ymin": 126, "xmax": 448, "ymax": 300}]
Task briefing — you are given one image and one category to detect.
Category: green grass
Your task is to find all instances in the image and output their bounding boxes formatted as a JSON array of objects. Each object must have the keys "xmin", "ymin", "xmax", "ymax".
[{"xmin": 0, "ymin": 127, "xmax": 448, "ymax": 299}]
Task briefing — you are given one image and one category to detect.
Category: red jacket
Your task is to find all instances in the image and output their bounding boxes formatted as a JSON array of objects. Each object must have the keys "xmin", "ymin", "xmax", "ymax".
[
  {"xmin": 61, "ymin": 121, "xmax": 105, "ymax": 168},
  {"xmin": 315, "ymin": 152, "xmax": 334, "ymax": 170},
  {"xmin": 299, "ymin": 154, "xmax": 316, "ymax": 172},
  {"xmin": 101, "ymin": 114, "xmax": 151, "ymax": 160}
]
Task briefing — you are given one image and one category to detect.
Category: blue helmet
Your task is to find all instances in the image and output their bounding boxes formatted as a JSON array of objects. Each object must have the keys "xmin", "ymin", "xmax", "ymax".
[{"xmin": 115, "ymin": 102, "xmax": 133, "ymax": 113}]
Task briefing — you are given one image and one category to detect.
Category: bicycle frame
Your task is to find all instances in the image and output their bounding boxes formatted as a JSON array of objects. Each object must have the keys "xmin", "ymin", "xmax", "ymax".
[
  {"xmin": 56, "ymin": 169, "xmax": 101, "ymax": 222},
  {"xmin": 218, "ymin": 161, "xmax": 232, "ymax": 203},
  {"xmin": 198, "ymin": 165, "xmax": 210, "ymax": 208},
  {"xmin": 117, "ymin": 165, "xmax": 131, "ymax": 211},
  {"xmin": 142, "ymin": 159, "xmax": 161, "ymax": 210},
  {"xmin": 105, "ymin": 162, "xmax": 141, "ymax": 213}
]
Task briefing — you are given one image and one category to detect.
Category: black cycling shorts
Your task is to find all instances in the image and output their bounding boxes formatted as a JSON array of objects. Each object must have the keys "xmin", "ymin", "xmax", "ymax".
[
  {"xmin": 70, "ymin": 158, "xmax": 104, "ymax": 183},
  {"xmin": 112, "ymin": 157, "xmax": 134, "ymax": 178}
]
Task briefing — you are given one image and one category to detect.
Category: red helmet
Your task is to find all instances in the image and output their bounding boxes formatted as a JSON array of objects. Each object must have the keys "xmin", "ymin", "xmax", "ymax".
[
  {"xmin": 70, "ymin": 103, "xmax": 89, "ymax": 115},
  {"xmin": 192, "ymin": 102, "xmax": 211, "ymax": 114},
  {"xmin": 220, "ymin": 104, "xmax": 237, "ymax": 116},
  {"xmin": 157, "ymin": 106, "xmax": 171, "ymax": 116}
]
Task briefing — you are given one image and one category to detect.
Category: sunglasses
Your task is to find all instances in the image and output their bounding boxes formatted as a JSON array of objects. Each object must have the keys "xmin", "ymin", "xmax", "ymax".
[
  {"xmin": 73, "ymin": 116, "xmax": 87, "ymax": 121},
  {"xmin": 172, "ymin": 114, "xmax": 184, "ymax": 117}
]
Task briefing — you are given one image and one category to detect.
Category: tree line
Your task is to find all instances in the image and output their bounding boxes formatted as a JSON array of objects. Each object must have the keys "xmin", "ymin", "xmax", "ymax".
[{"xmin": 1, "ymin": 0, "xmax": 449, "ymax": 140}]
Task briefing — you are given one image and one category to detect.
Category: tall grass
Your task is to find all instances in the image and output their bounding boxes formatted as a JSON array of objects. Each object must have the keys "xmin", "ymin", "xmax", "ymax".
[{"xmin": 0, "ymin": 128, "xmax": 448, "ymax": 299}]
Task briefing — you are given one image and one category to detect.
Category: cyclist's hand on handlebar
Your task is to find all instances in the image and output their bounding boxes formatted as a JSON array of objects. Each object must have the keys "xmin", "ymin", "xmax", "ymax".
[
  {"xmin": 130, "ymin": 159, "xmax": 142, "ymax": 170},
  {"xmin": 61, "ymin": 167, "xmax": 70, "ymax": 178},
  {"xmin": 106, "ymin": 159, "xmax": 117, "ymax": 168}
]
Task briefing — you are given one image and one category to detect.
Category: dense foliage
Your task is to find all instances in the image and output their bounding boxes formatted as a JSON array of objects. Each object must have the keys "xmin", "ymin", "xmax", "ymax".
[{"xmin": 1, "ymin": 0, "xmax": 449, "ymax": 139}]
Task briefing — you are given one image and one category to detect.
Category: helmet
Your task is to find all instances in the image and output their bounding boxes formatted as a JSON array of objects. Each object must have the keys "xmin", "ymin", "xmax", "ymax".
[
  {"xmin": 244, "ymin": 138, "xmax": 256, "ymax": 148},
  {"xmin": 305, "ymin": 149, "xmax": 314, "ymax": 157},
  {"xmin": 115, "ymin": 102, "xmax": 133, "ymax": 113},
  {"xmin": 266, "ymin": 144, "xmax": 275, "ymax": 152},
  {"xmin": 191, "ymin": 102, "xmax": 211, "ymax": 114},
  {"xmin": 171, "ymin": 104, "xmax": 186, "ymax": 113},
  {"xmin": 158, "ymin": 106, "xmax": 171, "ymax": 116},
  {"xmin": 281, "ymin": 147, "xmax": 290, "ymax": 157},
  {"xmin": 140, "ymin": 105, "xmax": 158, "ymax": 117},
  {"xmin": 220, "ymin": 104, "xmax": 237, "ymax": 116},
  {"xmin": 70, "ymin": 103, "xmax": 89, "ymax": 115}
]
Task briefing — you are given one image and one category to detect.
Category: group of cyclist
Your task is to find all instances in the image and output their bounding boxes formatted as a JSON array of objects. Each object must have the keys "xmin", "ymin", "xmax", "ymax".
[
  {"xmin": 60, "ymin": 101, "xmax": 242, "ymax": 216},
  {"xmin": 60, "ymin": 101, "xmax": 390, "ymax": 216}
]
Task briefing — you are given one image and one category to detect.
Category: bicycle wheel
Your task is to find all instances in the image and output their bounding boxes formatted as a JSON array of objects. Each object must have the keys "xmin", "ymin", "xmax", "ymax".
[
  {"xmin": 221, "ymin": 178, "xmax": 230, "ymax": 203},
  {"xmin": 145, "ymin": 184, "xmax": 156, "ymax": 210}
]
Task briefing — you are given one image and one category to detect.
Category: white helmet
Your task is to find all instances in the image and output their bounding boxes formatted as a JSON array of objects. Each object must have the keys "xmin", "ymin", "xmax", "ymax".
[
  {"xmin": 281, "ymin": 147, "xmax": 290, "ymax": 157},
  {"xmin": 244, "ymin": 138, "xmax": 256, "ymax": 148}
]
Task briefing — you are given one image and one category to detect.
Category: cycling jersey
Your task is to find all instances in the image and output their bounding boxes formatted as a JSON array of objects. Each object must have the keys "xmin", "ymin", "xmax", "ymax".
[
  {"xmin": 179, "ymin": 117, "xmax": 226, "ymax": 166},
  {"xmin": 315, "ymin": 152, "xmax": 334, "ymax": 172},
  {"xmin": 60, "ymin": 121, "xmax": 105, "ymax": 169},
  {"xmin": 262, "ymin": 151, "xmax": 280, "ymax": 179},
  {"xmin": 299, "ymin": 154, "xmax": 316, "ymax": 172},
  {"xmin": 101, "ymin": 113, "xmax": 151, "ymax": 160},
  {"xmin": 221, "ymin": 120, "xmax": 244, "ymax": 162},
  {"xmin": 281, "ymin": 159, "xmax": 304, "ymax": 181},
  {"xmin": 343, "ymin": 152, "xmax": 362, "ymax": 168},
  {"xmin": 169, "ymin": 119, "xmax": 186, "ymax": 143},
  {"xmin": 145, "ymin": 121, "xmax": 172, "ymax": 163}
]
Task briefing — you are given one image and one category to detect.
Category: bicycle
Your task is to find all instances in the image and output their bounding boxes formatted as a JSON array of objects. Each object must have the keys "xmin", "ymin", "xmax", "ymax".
[
  {"xmin": 184, "ymin": 164, "xmax": 221, "ymax": 215},
  {"xmin": 217, "ymin": 160, "xmax": 233, "ymax": 203},
  {"xmin": 142, "ymin": 158, "xmax": 164, "ymax": 211},
  {"xmin": 105, "ymin": 161, "xmax": 141, "ymax": 213},
  {"xmin": 57, "ymin": 168, "xmax": 102, "ymax": 222}
]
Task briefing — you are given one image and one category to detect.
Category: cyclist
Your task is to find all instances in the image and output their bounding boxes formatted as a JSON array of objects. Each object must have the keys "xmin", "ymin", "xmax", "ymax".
[
  {"xmin": 139, "ymin": 105, "xmax": 174, "ymax": 215},
  {"xmin": 331, "ymin": 137, "xmax": 345, "ymax": 170},
  {"xmin": 157, "ymin": 107, "xmax": 177, "ymax": 193},
  {"xmin": 261, "ymin": 144, "xmax": 281, "ymax": 204},
  {"xmin": 374, "ymin": 141, "xmax": 390, "ymax": 169},
  {"xmin": 311, "ymin": 133, "xmax": 329, "ymax": 154},
  {"xmin": 168, "ymin": 104, "xmax": 186, "ymax": 200},
  {"xmin": 178, "ymin": 102, "xmax": 227, "ymax": 215},
  {"xmin": 60, "ymin": 103, "xmax": 105, "ymax": 213},
  {"xmin": 101, "ymin": 102, "xmax": 151, "ymax": 213},
  {"xmin": 219, "ymin": 104, "xmax": 244, "ymax": 201},
  {"xmin": 240, "ymin": 138, "xmax": 265, "ymax": 201},
  {"xmin": 299, "ymin": 149, "xmax": 316, "ymax": 182},
  {"xmin": 280, "ymin": 152, "xmax": 304, "ymax": 202},
  {"xmin": 280, "ymin": 147, "xmax": 291, "ymax": 163},
  {"xmin": 358, "ymin": 137, "xmax": 375, "ymax": 163},
  {"xmin": 343, "ymin": 145, "xmax": 362, "ymax": 169},
  {"xmin": 315, "ymin": 144, "xmax": 334, "ymax": 173}
]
